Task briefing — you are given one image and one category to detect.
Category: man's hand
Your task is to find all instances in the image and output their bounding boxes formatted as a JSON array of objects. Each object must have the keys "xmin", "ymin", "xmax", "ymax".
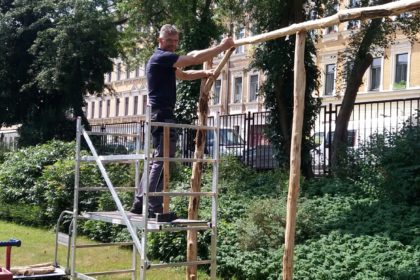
[
  {"xmin": 174, "ymin": 37, "xmax": 235, "ymax": 68},
  {"xmin": 219, "ymin": 37, "xmax": 235, "ymax": 51},
  {"xmin": 203, "ymin": 69, "xmax": 214, "ymax": 78}
]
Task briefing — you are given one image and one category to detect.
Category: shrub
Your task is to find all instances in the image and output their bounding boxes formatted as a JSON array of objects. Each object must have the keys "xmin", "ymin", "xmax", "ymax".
[
  {"xmin": 0, "ymin": 140, "xmax": 135, "ymax": 227},
  {"xmin": 236, "ymin": 198, "xmax": 286, "ymax": 251},
  {"xmin": 330, "ymin": 113, "xmax": 420, "ymax": 205},
  {"xmin": 294, "ymin": 232, "xmax": 420, "ymax": 280},
  {"xmin": 0, "ymin": 141, "xmax": 75, "ymax": 205}
]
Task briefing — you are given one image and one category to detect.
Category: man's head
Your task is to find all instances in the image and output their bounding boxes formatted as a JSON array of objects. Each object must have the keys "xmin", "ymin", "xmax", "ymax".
[{"xmin": 158, "ymin": 24, "xmax": 179, "ymax": 52}]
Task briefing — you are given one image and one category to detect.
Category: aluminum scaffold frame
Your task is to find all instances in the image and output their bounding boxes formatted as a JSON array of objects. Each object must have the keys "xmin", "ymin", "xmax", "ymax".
[{"xmin": 54, "ymin": 106, "xmax": 220, "ymax": 280}]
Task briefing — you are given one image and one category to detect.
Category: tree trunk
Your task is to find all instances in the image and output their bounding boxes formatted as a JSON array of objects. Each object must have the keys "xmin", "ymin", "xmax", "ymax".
[
  {"xmin": 330, "ymin": 17, "xmax": 385, "ymax": 168},
  {"xmin": 331, "ymin": 53, "xmax": 372, "ymax": 167}
]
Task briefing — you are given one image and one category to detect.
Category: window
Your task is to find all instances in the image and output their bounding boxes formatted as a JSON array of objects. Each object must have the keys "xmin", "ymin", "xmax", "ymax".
[
  {"xmin": 235, "ymin": 27, "xmax": 245, "ymax": 54},
  {"xmin": 347, "ymin": 0, "xmax": 361, "ymax": 30},
  {"xmin": 115, "ymin": 98, "xmax": 120, "ymax": 116},
  {"xmin": 135, "ymin": 66, "xmax": 140, "ymax": 77},
  {"xmin": 394, "ymin": 53, "xmax": 408, "ymax": 89},
  {"xmin": 213, "ymin": 80, "xmax": 221, "ymax": 105},
  {"xmin": 142, "ymin": 95, "xmax": 147, "ymax": 114},
  {"xmin": 116, "ymin": 63, "xmax": 121, "ymax": 81},
  {"xmin": 250, "ymin": 24, "xmax": 258, "ymax": 36},
  {"xmin": 125, "ymin": 97, "xmax": 129, "ymax": 116},
  {"xmin": 126, "ymin": 65, "xmax": 130, "ymax": 79},
  {"xmin": 107, "ymin": 72, "xmax": 112, "ymax": 82},
  {"xmin": 249, "ymin": 74, "xmax": 259, "ymax": 102},
  {"xmin": 98, "ymin": 101, "xmax": 102, "ymax": 118},
  {"xmin": 324, "ymin": 64, "xmax": 335, "ymax": 96},
  {"xmin": 133, "ymin": 96, "xmax": 138, "ymax": 115},
  {"xmin": 325, "ymin": 4, "xmax": 338, "ymax": 34},
  {"xmin": 347, "ymin": 20, "xmax": 360, "ymax": 30},
  {"xmin": 233, "ymin": 77, "xmax": 242, "ymax": 103},
  {"xmin": 91, "ymin": 102, "xmax": 95, "ymax": 119},
  {"xmin": 370, "ymin": 58, "xmax": 381, "ymax": 91},
  {"xmin": 106, "ymin": 100, "xmax": 110, "ymax": 117}
]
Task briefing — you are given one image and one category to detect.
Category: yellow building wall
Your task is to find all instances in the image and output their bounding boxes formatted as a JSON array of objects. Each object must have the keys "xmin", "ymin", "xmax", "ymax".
[{"xmin": 410, "ymin": 42, "xmax": 420, "ymax": 88}]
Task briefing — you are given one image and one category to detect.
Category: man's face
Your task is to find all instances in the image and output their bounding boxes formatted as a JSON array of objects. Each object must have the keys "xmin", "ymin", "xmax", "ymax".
[{"xmin": 159, "ymin": 33, "xmax": 179, "ymax": 52}]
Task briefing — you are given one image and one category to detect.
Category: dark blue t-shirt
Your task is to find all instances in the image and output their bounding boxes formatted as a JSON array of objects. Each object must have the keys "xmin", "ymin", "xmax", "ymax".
[{"xmin": 146, "ymin": 48, "xmax": 179, "ymax": 110}]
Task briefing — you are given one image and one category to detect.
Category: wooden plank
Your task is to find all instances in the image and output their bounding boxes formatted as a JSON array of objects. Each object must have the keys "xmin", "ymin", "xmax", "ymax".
[
  {"xmin": 234, "ymin": 0, "xmax": 420, "ymax": 47},
  {"xmin": 282, "ymin": 31, "xmax": 306, "ymax": 280}
]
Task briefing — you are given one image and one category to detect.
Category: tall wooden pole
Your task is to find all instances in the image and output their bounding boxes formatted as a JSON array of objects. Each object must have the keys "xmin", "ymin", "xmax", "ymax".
[
  {"xmin": 282, "ymin": 31, "xmax": 306, "ymax": 280},
  {"xmin": 186, "ymin": 60, "xmax": 211, "ymax": 280},
  {"xmin": 186, "ymin": 48, "xmax": 235, "ymax": 280}
]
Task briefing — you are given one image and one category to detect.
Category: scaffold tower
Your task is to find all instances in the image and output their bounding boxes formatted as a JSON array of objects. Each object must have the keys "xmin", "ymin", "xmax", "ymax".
[{"xmin": 54, "ymin": 106, "xmax": 221, "ymax": 280}]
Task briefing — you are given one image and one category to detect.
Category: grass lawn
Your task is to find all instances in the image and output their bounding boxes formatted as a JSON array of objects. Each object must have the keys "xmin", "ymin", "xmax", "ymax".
[{"xmin": 0, "ymin": 220, "xmax": 212, "ymax": 279}]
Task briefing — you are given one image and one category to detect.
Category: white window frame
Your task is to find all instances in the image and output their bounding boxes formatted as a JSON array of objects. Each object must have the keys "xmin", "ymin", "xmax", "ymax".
[
  {"xmin": 323, "ymin": 4, "xmax": 339, "ymax": 35},
  {"xmin": 321, "ymin": 53, "xmax": 337, "ymax": 97},
  {"xmin": 124, "ymin": 96, "xmax": 129, "ymax": 116},
  {"xmin": 106, "ymin": 99, "xmax": 111, "ymax": 118},
  {"xmin": 390, "ymin": 41, "xmax": 411, "ymax": 90},
  {"xmin": 115, "ymin": 98, "xmax": 120, "ymax": 117},
  {"xmin": 133, "ymin": 95, "xmax": 139, "ymax": 115},
  {"xmin": 231, "ymin": 72, "xmax": 243, "ymax": 104},
  {"xmin": 365, "ymin": 56, "xmax": 384, "ymax": 92},
  {"xmin": 345, "ymin": 0, "xmax": 361, "ymax": 31},
  {"xmin": 234, "ymin": 27, "xmax": 245, "ymax": 55},
  {"xmin": 91, "ymin": 101, "xmax": 95, "ymax": 119},
  {"xmin": 213, "ymin": 79, "xmax": 222, "ymax": 105},
  {"xmin": 248, "ymin": 72, "xmax": 259, "ymax": 102},
  {"xmin": 98, "ymin": 100, "xmax": 103, "ymax": 118}
]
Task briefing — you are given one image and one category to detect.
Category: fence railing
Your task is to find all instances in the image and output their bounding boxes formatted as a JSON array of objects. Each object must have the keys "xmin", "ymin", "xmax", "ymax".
[
  {"xmin": 312, "ymin": 97, "xmax": 420, "ymax": 174},
  {"xmin": 91, "ymin": 97, "xmax": 420, "ymax": 173}
]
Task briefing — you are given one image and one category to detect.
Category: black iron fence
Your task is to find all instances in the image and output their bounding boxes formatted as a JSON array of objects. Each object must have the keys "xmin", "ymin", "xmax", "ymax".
[
  {"xmin": 91, "ymin": 97, "xmax": 420, "ymax": 173},
  {"xmin": 312, "ymin": 97, "xmax": 420, "ymax": 174}
]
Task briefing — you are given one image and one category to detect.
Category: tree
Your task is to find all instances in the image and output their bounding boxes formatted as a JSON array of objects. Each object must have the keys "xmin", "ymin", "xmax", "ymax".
[
  {"xmin": 244, "ymin": 0, "xmax": 321, "ymax": 177},
  {"xmin": 331, "ymin": 0, "xmax": 420, "ymax": 168},
  {"xmin": 0, "ymin": 0, "xmax": 120, "ymax": 146}
]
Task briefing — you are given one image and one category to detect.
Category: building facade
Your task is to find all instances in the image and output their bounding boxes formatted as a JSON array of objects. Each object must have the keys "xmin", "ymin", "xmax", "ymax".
[{"xmin": 85, "ymin": 1, "xmax": 420, "ymax": 128}]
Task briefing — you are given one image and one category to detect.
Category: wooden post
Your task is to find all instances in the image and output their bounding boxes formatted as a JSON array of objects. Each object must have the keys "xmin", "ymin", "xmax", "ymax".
[
  {"xmin": 282, "ymin": 31, "xmax": 306, "ymax": 280},
  {"xmin": 163, "ymin": 126, "xmax": 170, "ymax": 213},
  {"xmin": 186, "ymin": 48, "xmax": 235, "ymax": 280},
  {"xmin": 186, "ymin": 61, "xmax": 211, "ymax": 280}
]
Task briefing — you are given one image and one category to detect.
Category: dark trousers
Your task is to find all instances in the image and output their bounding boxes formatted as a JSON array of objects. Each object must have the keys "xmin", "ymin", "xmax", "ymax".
[{"xmin": 133, "ymin": 108, "xmax": 177, "ymax": 213}]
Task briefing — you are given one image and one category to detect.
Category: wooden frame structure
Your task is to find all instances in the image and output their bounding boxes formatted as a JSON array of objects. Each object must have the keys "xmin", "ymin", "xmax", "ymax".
[{"xmin": 185, "ymin": 1, "xmax": 420, "ymax": 279}]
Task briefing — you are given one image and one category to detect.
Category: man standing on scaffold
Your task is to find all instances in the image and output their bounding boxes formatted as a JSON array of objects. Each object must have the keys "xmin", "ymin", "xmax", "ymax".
[{"xmin": 130, "ymin": 24, "xmax": 234, "ymax": 218}]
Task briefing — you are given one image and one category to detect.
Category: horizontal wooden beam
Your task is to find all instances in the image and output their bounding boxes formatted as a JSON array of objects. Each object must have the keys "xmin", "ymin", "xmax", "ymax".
[{"xmin": 235, "ymin": 0, "xmax": 420, "ymax": 46}]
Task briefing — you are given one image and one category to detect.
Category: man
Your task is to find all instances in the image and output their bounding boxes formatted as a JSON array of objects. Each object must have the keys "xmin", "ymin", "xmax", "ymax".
[{"xmin": 130, "ymin": 24, "xmax": 234, "ymax": 218}]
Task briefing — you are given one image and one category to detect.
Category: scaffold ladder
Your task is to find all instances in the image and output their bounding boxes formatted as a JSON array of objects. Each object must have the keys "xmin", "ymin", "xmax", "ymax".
[{"xmin": 56, "ymin": 106, "xmax": 220, "ymax": 280}]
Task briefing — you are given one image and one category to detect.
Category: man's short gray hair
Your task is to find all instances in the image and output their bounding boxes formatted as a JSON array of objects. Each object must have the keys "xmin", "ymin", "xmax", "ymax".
[{"xmin": 159, "ymin": 24, "xmax": 179, "ymax": 38}]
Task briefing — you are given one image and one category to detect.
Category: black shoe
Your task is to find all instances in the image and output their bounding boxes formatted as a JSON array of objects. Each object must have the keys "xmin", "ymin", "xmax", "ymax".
[
  {"xmin": 129, "ymin": 207, "xmax": 158, "ymax": 219},
  {"xmin": 129, "ymin": 206, "xmax": 143, "ymax": 215},
  {"xmin": 155, "ymin": 212, "xmax": 178, "ymax": 223}
]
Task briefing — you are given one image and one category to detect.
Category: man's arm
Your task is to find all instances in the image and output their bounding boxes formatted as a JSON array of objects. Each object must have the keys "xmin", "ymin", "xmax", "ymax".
[
  {"xmin": 175, "ymin": 69, "xmax": 213, "ymax": 81},
  {"xmin": 173, "ymin": 37, "xmax": 235, "ymax": 68}
]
